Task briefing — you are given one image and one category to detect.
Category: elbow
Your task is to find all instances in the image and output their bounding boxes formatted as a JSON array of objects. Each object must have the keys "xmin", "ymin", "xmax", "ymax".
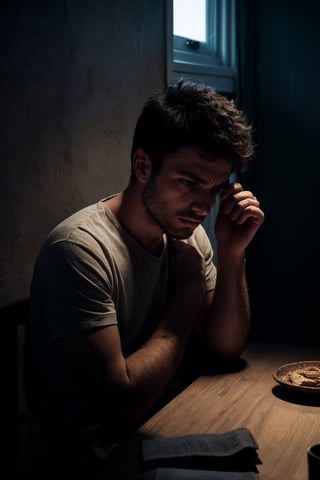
[
  {"xmin": 212, "ymin": 335, "xmax": 248, "ymax": 360},
  {"xmin": 106, "ymin": 380, "xmax": 155, "ymax": 426},
  {"xmin": 207, "ymin": 336, "xmax": 248, "ymax": 369},
  {"xmin": 204, "ymin": 321, "xmax": 250, "ymax": 363},
  {"xmin": 213, "ymin": 346, "xmax": 245, "ymax": 364}
]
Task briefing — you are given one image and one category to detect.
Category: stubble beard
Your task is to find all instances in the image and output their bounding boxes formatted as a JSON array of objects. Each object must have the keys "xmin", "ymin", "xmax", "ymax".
[{"xmin": 142, "ymin": 179, "xmax": 193, "ymax": 240}]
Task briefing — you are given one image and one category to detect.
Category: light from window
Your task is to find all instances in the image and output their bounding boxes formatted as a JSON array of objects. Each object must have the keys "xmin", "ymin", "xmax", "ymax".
[
  {"xmin": 169, "ymin": 0, "xmax": 237, "ymax": 93},
  {"xmin": 173, "ymin": 0, "xmax": 206, "ymax": 43}
]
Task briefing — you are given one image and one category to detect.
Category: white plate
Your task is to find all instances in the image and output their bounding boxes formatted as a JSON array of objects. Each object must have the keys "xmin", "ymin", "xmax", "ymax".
[{"xmin": 273, "ymin": 361, "xmax": 320, "ymax": 394}]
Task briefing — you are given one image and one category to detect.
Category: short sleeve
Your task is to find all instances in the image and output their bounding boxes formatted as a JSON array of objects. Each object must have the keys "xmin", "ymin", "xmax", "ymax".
[
  {"xmin": 34, "ymin": 240, "xmax": 118, "ymax": 340},
  {"xmin": 185, "ymin": 225, "xmax": 217, "ymax": 292}
]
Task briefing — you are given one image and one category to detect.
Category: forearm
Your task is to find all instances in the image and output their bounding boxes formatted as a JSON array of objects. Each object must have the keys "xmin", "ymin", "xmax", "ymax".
[
  {"xmin": 120, "ymin": 290, "xmax": 203, "ymax": 422},
  {"xmin": 123, "ymin": 332, "xmax": 185, "ymax": 422},
  {"xmin": 204, "ymin": 253, "xmax": 250, "ymax": 360}
]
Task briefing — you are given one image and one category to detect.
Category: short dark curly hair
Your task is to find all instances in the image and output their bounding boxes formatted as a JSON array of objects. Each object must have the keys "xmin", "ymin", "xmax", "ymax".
[{"xmin": 130, "ymin": 78, "xmax": 254, "ymax": 182}]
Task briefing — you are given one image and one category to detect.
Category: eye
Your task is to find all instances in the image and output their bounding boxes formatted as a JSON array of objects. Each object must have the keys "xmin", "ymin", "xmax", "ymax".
[
  {"xmin": 181, "ymin": 179, "xmax": 196, "ymax": 188},
  {"xmin": 211, "ymin": 185, "xmax": 226, "ymax": 195},
  {"xmin": 211, "ymin": 182, "xmax": 229, "ymax": 195}
]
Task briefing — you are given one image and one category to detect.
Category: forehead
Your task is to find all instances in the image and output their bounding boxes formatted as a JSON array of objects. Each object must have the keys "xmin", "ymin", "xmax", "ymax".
[{"xmin": 161, "ymin": 147, "xmax": 233, "ymax": 183}]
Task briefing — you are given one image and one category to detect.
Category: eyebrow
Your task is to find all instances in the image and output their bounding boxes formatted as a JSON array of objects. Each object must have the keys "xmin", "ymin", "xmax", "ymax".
[
  {"xmin": 177, "ymin": 170, "xmax": 209, "ymax": 185},
  {"xmin": 177, "ymin": 170, "xmax": 230, "ymax": 190}
]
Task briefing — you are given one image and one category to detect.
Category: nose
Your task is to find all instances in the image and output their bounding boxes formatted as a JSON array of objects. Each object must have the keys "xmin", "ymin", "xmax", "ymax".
[{"xmin": 191, "ymin": 190, "xmax": 216, "ymax": 216}]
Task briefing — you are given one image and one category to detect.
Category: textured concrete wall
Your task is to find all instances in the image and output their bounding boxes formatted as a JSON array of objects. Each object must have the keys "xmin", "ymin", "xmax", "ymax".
[{"xmin": 1, "ymin": 0, "xmax": 166, "ymax": 305}]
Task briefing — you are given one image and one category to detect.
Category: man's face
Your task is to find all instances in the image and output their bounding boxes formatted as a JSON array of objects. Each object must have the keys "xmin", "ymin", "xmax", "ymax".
[{"xmin": 142, "ymin": 146, "xmax": 233, "ymax": 239}]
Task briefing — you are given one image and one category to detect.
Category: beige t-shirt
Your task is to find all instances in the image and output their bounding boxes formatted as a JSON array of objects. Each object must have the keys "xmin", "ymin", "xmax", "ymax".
[{"xmin": 30, "ymin": 197, "xmax": 216, "ymax": 447}]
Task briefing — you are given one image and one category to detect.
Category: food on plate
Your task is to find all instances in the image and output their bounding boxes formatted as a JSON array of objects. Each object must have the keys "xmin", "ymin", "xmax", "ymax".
[{"xmin": 288, "ymin": 366, "xmax": 320, "ymax": 387}]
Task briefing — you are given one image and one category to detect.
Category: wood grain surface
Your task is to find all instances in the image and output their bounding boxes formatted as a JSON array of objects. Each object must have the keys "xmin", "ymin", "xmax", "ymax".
[{"xmin": 109, "ymin": 342, "xmax": 320, "ymax": 480}]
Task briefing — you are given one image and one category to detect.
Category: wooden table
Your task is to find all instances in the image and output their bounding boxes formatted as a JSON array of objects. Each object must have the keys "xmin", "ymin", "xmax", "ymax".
[{"xmin": 109, "ymin": 342, "xmax": 320, "ymax": 480}]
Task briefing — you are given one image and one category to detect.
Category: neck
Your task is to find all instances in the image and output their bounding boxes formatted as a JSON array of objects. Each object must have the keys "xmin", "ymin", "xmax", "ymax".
[{"xmin": 105, "ymin": 187, "xmax": 164, "ymax": 256}]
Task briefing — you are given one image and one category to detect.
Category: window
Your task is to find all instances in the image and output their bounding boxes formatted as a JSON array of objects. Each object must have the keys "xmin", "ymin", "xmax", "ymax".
[{"xmin": 167, "ymin": 0, "xmax": 237, "ymax": 94}]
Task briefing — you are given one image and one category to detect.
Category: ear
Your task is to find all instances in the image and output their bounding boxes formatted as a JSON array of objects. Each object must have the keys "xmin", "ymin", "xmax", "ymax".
[{"xmin": 132, "ymin": 148, "xmax": 152, "ymax": 183}]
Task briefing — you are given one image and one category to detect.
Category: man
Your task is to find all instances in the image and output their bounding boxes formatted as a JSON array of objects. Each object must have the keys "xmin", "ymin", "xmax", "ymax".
[{"xmin": 29, "ymin": 79, "xmax": 264, "ymax": 477}]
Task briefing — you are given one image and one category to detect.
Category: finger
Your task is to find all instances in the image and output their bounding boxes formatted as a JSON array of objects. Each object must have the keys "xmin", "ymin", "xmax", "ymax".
[
  {"xmin": 227, "ymin": 197, "xmax": 261, "ymax": 221},
  {"xmin": 167, "ymin": 236, "xmax": 180, "ymax": 251},
  {"xmin": 231, "ymin": 206, "xmax": 265, "ymax": 225},
  {"xmin": 221, "ymin": 191, "xmax": 258, "ymax": 216},
  {"xmin": 220, "ymin": 182, "xmax": 243, "ymax": 201},
  {"xmin": 168, "ymin": 238, "xmax": 192, "ymax": 261}
]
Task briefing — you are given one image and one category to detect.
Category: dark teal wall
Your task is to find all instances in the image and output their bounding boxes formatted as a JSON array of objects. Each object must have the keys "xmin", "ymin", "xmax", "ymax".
[{"xmin": 245, "ymin": 0, "xmax": 320, "ymax": 345}]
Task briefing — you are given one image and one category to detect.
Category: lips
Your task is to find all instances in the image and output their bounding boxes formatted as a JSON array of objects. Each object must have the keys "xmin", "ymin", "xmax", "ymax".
[{"xmin": 179, "ymin": 217, "xmax": 201, "ymax": 227}]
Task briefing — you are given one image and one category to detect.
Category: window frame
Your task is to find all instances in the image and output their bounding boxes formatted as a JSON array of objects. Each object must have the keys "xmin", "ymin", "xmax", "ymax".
[{"xmin": 167, "ymin": 0, "xmax": 237, "ymax": 93}]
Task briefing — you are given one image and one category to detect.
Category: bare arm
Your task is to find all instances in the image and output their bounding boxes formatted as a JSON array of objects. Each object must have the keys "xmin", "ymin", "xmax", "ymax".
[
  {"xmin": 60, "ymin": 240, "xmax": 207, "ymax": 425},
  {"xmin": 203, "ymin": 254, "xmax": 249, "ymax": 359},
  {"xmin": 203, "ymin": 182, "xmax": 265, "ymax": 359}
]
